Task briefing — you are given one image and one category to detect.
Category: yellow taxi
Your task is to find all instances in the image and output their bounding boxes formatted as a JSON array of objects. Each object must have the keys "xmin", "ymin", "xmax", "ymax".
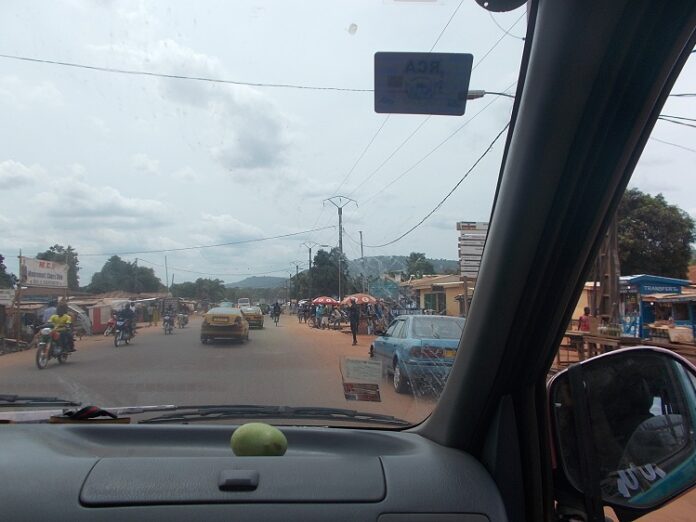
[
  {"xmin": 200, "ymin": 306, "xmax": 249, "ymax": 344},
  {"xmin": 240, "ymin": 305, "xmax": 264, "ymax": 329}
]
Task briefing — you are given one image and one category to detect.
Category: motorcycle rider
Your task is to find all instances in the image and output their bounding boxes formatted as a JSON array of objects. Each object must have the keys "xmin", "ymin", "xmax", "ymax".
[
  {"xmin": 119, "ymin": 302, "xmax": 136, "ymax": 337},
  {"xmin": 164, "ymin": 305, "xmax": 175, "ymax": 330},
  {"xmin": 272, "ymin": 302, "xmax": 281, "ymax": 321},
  {"xmin": 41, "ymin": 300, "xmax": 58, "ymax": 324},
  {"xmin": 49, "ymin": 301, "xmax": 75, "ymax": 352}
]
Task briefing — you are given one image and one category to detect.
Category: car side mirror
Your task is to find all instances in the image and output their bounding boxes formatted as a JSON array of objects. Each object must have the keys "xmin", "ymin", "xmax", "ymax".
[{"xmin": 549, "ymin": 347, "xmax": 696, "ymax": 522}]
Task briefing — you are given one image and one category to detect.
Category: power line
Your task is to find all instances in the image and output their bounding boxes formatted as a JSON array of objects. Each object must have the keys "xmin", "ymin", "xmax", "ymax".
[
  {"xmin": 661, "ymin": 114, "xmax": 696, "ymax": 122},
  {"xmin": 488, "ymin": 12, "xmax": 526, "ymax": 41},
  {"xmin": 364, "ymin": 122, "xmax": 510, "ymax": 249},
  {"xmin": 333, "ymin": 0, "xmax": 518, "ymax": 197},
  {"xmin": 333, "ymin": 115, "xmax": 391, "ymax": 194},
  {"xmin": 359, "ymin": 81, "xmax": 516, "ymax": 208},
  {"xmin": 346, "ymin": 115, "xmax": 431, "ymax": 197},
  {"xmin": 137, "ymin": 256, "xmax": 305, "ymax": 277},
  {"xmin": 472, "ymin": 11, "xmax": 526, "ymax": 71},
  {"xmin": 658, "ymin": 116, "xmax": 696, "ymax": 129},
  {"xmin": 668, "ymin": 93, "xmax": 696, "ymax": 97},
  {"xmin": 0, "ymin": 53, "xmax": 372, "ymax": 93},
  {"xmin": 649, "ymin": 136, "xmax": 696, "ymax": 154},
  {"xmin": 165, "ymin": 264, "xmax": 305, "ymax": 278},
  {"xmin": 429, "ymin": 0, "xmax": 465, "ymax": 52},
  {"xmin": 81, "ymin": 225, "xmax": 335, "ymax": 256}
]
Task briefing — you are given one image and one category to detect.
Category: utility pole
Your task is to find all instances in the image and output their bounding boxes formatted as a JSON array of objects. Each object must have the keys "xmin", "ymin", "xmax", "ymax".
[
  {"xmin": 324, "ymin": 196, "xmax": 357, "ymax": 301},
  {"xmin": 359, "ymin": 230, "xmax": 366, "ymax": 292},
  {"xmin": 15, "ymin": 249, "xmax": 22, "ymax": 344},
  {"xmin": 164, "ymin": 256, "xmax": 169, "ymax": 295},
  {"xmin": 301, "ymin": 242, "xmax": 330, "ymax": 300},
  {"xmin": 134, "ymin": 258, "xmax": 139, "ymax": 295}
]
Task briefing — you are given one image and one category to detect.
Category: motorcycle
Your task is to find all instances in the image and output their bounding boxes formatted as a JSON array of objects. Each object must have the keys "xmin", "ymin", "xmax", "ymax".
[
  {"xmin": 103, "ymin": 314, "xmax": 116, "ymax": 336},
  {"xmin": 113, "ymin": 318, "xmax": 132, "ymax": 347},
  {"xmin": 35, "ymin": 324, "xmax": 72, "ymax": 369},
  {"xmin": 163, "ymin": 314, "xmax": 174, "ymax": 334}
]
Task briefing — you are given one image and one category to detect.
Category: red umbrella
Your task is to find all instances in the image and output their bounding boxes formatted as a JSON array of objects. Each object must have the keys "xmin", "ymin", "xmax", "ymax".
[
  {"xmin": 341, "ymin": 293, "xmax": 377, "ymax": 305},
  {"xmin": 312, "ymin": 296, "xmax": 339, "ymax": 305}
]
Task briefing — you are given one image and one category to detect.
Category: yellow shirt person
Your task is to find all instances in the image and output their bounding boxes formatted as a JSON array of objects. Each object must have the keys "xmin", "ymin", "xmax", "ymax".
[{"xmin": 49, "ymin": 313, "xmax": 72, "ymax": 331}]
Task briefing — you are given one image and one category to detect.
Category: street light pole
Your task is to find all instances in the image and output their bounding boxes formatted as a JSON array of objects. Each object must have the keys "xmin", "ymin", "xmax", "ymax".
[{"xmin": 323, "ymin": 196, "xmax": 357, "ymax": 301}]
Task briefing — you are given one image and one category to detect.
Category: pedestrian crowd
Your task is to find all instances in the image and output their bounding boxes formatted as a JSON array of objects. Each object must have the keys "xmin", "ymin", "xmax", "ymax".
[{"xmin": 296, "ymin": 299, "xmax": 397, "ymax": 346}]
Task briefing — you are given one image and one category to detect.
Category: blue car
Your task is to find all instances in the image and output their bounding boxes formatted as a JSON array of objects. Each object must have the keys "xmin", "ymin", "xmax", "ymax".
[{"xmin": 370, "ymin": 315, "xmax": 465, "ymax": 394}]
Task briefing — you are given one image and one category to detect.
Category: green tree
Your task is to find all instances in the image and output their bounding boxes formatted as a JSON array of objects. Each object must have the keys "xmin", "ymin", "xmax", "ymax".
[
  {"xmin": 618, "ymin": 189, "xmax": 695, "ymax": 279},
  {"xmin": 36, "ymin": 244, "xmax": 80, "ymax": 289},
  {"xmin": 88, "ymin": 256, "xmax": 163, "ymax": 293},
  {"xmin": 307, "ymin": 248, "xmax": 358, "ymax": 298},
  {"xmin": 0, "ymin": 253, "xmax": 16, "ymax": 288},
  {"xmin": 406, "ymin": 252, "xmax": 435, "ymax": 278}
]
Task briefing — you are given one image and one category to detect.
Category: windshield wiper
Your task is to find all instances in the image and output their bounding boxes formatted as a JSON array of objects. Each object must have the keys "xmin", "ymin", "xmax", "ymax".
[
  {"xmin": 138, "ymin": 404, "xmax": 410, "ymax": 427},
  {"xmin": 0, "ymin": 394, "xmax": 81, "ymax": 408}
]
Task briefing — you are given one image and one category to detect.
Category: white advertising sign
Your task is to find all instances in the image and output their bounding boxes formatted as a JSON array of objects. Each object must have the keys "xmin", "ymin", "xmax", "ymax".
[
  {"xmin": 456, "ymin": 221, "xmax": 489, "ymax": 231},
  {"xmin": 0, "ymin": 288, "xmax": 15, "ymax": 305},
  {"xmin": 20, "ymin": 257, "xmax": 68, "ymax": 288},
  {"xmin": 459, "ymin": 246, "xmax": 484, "ymax": 256}
]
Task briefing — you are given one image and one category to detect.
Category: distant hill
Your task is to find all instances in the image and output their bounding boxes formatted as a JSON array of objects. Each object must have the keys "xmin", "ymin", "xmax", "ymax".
[
  {"xmin": 347, "ymin": 256, "xmax": 458, "ymax": 279},
  {"xmin": 226, "ymin": 276, "xmax": 287, "ymax": 289}
]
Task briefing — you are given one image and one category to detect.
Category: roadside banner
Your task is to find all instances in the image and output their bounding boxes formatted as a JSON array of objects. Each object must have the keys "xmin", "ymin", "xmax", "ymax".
[
  {"xmin": 20, "ymin": 257, "xmax": 68, "ymax": 288},
  {"xmin": 340, "ymin": 357, "xmax": 382, "ymax": 402},
  {"xmin": 0, "ymin": 288, "xmax": 15, "ymax": 305}
]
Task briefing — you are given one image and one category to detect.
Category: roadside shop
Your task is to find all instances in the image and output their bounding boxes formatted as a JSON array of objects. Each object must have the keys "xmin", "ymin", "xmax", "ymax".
[{"xmin": 619, "ymin": 274, "xmax": 692, "ymax": 338}]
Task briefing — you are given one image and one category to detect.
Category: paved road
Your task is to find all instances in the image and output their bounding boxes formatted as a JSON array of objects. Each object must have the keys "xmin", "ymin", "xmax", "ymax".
[
  {"xmin": 2, "ymin": 316, "xmax": 695, "ymax": 518},
  {"xmin": 0, "ymin": 315, "xmax": 434, "ymax": 424}
]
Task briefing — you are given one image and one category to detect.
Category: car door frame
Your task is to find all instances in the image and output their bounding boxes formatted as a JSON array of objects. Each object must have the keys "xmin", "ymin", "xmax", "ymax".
[{"xmin": 409, "ymin": 1, "xmax": 696, "ymax": 520}]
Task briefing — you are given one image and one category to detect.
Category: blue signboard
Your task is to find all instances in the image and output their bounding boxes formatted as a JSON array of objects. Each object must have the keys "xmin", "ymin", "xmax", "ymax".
[
  {"xmin": 374, "ymin": 52, "xmax": 473, "ymax": 116},
  {"xmin": 638, "ymin": 283, "xmax": 682, "ymax": 294}
]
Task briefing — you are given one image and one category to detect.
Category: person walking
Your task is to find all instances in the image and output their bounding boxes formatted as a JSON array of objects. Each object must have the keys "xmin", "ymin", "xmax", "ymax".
[
  {"xmin": 321, "ymin": 305, "xmax": 330, "ymax": 330},
  {"xmin": 348, "ymin": 298, "xmax": 360, "ymax": 346},
  {"xmin": 151, "ymin": 305, "xmax": 160, "ymax": 327},
  {"xmin": 315, "ymin": 304, "xmax": 323, "ymax": 329}
]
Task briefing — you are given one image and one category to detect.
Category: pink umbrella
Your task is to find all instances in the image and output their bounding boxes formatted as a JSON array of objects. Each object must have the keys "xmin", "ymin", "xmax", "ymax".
[{"xmin": 312, "ymin": 296, "xmax": 339, "ymax": 305}]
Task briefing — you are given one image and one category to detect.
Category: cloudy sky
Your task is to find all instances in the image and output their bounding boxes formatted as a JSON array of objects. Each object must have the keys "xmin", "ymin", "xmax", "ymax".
[{"xmin": 0, "ymin": 1, "xmax": 693, "ymax": 286}]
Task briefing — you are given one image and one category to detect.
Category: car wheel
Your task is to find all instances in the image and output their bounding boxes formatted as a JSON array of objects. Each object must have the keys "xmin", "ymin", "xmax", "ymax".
[
  {"xmin": 201, "ymin": 337, "xmax": 207, "ymax": 345},
  {"xmin": 393, "ymin": 360, "xmax": 411, "ymax": 394}
]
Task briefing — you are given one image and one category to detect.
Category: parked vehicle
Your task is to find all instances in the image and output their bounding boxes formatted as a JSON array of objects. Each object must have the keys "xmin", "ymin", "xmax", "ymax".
[
  {"xmin": 371, "ymin": 315, "xmax": 465, "ymax": 394},
  {"xmin": 35, "ymin": 324, "xmax": 71, "ymax": 369}
]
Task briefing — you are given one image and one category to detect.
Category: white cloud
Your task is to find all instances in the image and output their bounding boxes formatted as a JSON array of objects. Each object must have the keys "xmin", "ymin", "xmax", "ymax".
[
  {"xmin": 0, "ymin": 75, "xmax": 63, "ymax": 109},
  {"xmin": 89, "ymin": 38, "xmax": 291, "ymax": 170},
  {"xmin": 0, "ymin": 160, "xmax": 44, "ymax": 189},
  {"xmin": 33, "ymin": 175, "xmax": 167, "ymax": 228},
  {"xmin": 172, "ymin": 166, "xmax": 200, "ymax": 182},
  {"xmin": 131, "ymin": 153, "xmax": 160, "ymax": 175}
]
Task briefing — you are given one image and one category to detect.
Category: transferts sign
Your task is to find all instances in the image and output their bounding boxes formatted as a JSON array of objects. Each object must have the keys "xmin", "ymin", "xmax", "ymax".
[
  {"xmin": 20, "ymin": 257, "xmax": 68, "ymax": 288},
  {"xmin": 375, "ymin": 52, "xmax": 473, "ymax": 116}
]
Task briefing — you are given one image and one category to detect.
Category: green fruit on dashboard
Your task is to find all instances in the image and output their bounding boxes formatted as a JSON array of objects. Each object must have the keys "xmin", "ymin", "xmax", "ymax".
[{"xmin": 231, "ymin": 422, "xmax": 288, "ymax": 456}]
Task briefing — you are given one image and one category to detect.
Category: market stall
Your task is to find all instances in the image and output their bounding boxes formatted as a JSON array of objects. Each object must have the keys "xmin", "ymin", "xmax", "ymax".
[{"xmin": 618, "ymin": 274, "xmax": 691, "ymax": 338}]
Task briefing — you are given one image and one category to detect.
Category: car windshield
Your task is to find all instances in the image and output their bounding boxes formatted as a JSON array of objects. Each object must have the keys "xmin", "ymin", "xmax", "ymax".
[
  {"xmin": 0, "ymin": 0, "xmax": 528, "ymax": 427},
  {"xmin": 411, "ymin": 317, "xmax": 464, "ymax": 340}
]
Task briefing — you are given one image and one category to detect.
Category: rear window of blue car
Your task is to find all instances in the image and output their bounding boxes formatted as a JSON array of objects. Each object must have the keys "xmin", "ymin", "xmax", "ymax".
[{"xmin": 411, "ymin": 318, "xmax": 465, "ymax": 340}]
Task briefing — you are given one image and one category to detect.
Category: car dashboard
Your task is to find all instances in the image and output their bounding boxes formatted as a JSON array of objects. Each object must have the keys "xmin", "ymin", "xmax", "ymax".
[{"xmin": 0, "ymin": 424, "xmax": 506, "ymax": 521}]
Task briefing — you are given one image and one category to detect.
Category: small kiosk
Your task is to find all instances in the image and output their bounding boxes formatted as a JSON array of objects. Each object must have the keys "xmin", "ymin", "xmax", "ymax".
[{"xmin": 619, "ymin": 275, "xmax": 691, "ymax": 338}]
